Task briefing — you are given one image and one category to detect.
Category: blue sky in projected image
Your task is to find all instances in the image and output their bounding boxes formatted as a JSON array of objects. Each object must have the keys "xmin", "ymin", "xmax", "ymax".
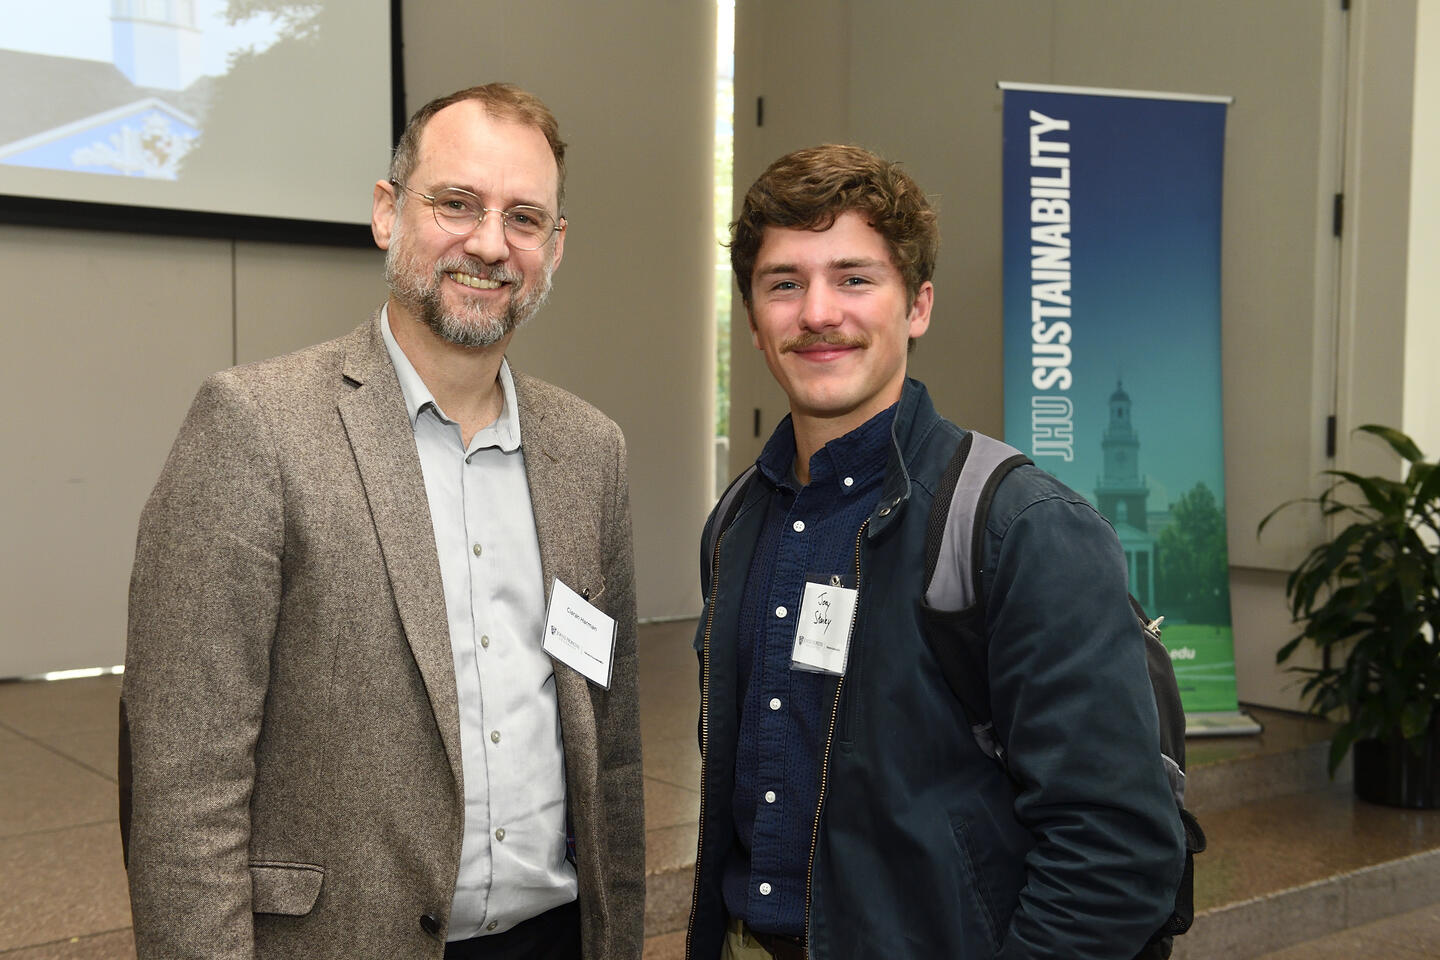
[
  {"xmin": 0, "ymin": 0, "xmax": 292, "ymax": 178},
  {"xmin": 0, "ymin": 0, "xmax": 283, "ymax": 77}
]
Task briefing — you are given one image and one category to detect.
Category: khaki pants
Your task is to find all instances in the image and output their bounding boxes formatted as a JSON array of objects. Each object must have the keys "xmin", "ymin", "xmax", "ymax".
[{"xmin": 722, "ymin": 917, "xmax": 776, "ymax": 960}]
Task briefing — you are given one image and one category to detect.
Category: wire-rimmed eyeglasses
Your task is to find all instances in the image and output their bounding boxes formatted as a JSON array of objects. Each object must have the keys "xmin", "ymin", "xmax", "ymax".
[{"xmin": 391, "ymin": 180, "xmax": 563, "ymax": 250}]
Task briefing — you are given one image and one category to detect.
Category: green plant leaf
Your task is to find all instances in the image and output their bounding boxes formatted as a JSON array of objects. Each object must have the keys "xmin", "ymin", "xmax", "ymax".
[
  {"xmin": 1396, "ymin": 559, "xmax": 1423, "ymax": 612},
  {"xmin": 1276, "ymin": 635, "xmax": 1303, "ymax": 663},
  {"xmin": 1323, "ymin": 470, "xmax": 1405, "ymax": 515},
  {"xmin": 1401, "ymin": 701, "xmax": 1433, "ymax": 739},
  {"xmin": 1257, "ymin": 497, "xmax": 1314, "ymax": 537},
  {"xmin": 1415, "ymin": 461, "xmax": 1440, "ymax": 508},
  {"xmin": 1357, "ymin": 424, "xmax": 1425, "ymax": 464}
]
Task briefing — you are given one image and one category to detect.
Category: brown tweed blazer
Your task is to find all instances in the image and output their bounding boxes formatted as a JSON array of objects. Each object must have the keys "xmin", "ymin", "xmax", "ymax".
[{"xmin": 121, "ymin": 317, "xmax": 644, "ymax": 959}]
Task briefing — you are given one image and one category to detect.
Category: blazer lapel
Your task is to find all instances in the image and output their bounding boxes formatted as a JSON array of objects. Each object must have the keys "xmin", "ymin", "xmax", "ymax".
[
  {"xmin": 515, "ymin": 375, "xmax": 599, "ymax": 768},
  {"xmin": 336, "ymin": 319, "xmax": 463, "ymax": 789}
]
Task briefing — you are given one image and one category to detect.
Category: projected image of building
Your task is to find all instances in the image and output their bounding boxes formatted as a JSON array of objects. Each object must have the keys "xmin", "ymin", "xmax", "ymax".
[{"xmin": 0, "ymin": 0, "xmax": 283, "ymax": 180}]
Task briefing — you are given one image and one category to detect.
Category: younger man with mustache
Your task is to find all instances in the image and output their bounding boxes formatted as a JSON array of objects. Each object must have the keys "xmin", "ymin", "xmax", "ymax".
[{"xmin": 685, "ymin": 145, "xmax": 1183, "ymax": 960}]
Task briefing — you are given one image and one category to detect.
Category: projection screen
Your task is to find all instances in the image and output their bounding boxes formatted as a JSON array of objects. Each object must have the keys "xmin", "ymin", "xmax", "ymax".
[{"xmin": 0, "ymin": 0, "xmax": 401, "ymax": 244}]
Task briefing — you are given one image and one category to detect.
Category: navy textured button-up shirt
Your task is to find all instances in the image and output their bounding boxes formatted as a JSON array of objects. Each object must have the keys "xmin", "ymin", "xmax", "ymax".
[{"xmin": 721, "ymin": 404, "xmax": 895, "ymax": 936}]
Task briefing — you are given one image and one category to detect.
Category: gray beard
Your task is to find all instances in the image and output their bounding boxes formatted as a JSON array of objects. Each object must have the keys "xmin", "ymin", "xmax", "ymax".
[{"xmin": 384, "ymin": 246, "xmax": 553, "ymax": 348}]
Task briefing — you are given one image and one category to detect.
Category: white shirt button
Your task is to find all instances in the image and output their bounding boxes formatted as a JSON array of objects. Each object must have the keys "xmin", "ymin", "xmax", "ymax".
[
  {"xmin": 486, "ymin": 920, "xmax": 498, "ymax": 931},
  {"xmin": 472, "ymin": 543, "xmax": 482, "ymax": 557},
  {"xmin": 480, "ymin": 634, "xmax": 490, "ymax": 648},
  {"xmin": 843, "ymin": 476, "xmax": 854, "ymax": 487},
  {"xmin": 490, "ymin": 730, "xmax": 501, "ymax": 743},
  {"xmin": 769, "ymin": 697, "xmax": 782, "ymax": 711},
  {"xmin": 792, "ymin": 520, "xmax": 805, "ymax": 532},
  {"xmin": 759, "ymin": 882, "xmax": 772, "ymax": 896},
  {"xmin": 775, "ymin": 606, "xmax": 787, "ymax": 619},
  {"xmin": 765, "ymin": 790, "xmax": 777, "ymax": 803},
  {"xmin": 495, "ymin": 827, "xmax": 505, "ymax": 841}
]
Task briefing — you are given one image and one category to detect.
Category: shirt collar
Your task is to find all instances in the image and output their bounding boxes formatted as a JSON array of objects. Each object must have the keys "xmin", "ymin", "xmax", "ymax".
[
  {"xmin": 379, "ymin": 303, "xmax": 523, "ymax": 452},
  {"xmin": 756, "ymin": 403, "xmax": 898, "ymax": 494}
]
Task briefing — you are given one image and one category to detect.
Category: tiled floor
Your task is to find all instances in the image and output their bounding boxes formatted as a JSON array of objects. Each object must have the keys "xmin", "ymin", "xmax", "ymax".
[
  {"xmin": 0, "ymin": 620, "xmax": 701, "ymax": 958},
  {"xmin": 5, "ymin": 620, "xmax": 1440, "ymax": 959}
]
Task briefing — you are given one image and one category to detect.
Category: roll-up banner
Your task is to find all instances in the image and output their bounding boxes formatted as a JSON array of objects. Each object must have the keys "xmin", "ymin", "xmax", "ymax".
[{"xmin": 999, "ymin": 82, "xmax": 1257, "ymax": 736}]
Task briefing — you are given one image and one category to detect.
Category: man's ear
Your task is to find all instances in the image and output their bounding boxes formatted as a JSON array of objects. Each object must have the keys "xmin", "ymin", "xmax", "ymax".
[
  {"xmin": 371, "ymin": 179, "xmax": 398, "ymax": 251},
  {"xmin": 748, "ymin": 304, "xmax": 761, "ymax": 351},
  {"xmin": 906, "ymin": 281, "xmax": 934, "ymax": 340}
]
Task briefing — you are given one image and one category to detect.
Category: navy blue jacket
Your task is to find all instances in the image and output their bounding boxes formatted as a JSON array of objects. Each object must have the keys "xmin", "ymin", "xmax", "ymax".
[{"xmin": 686, "ymin": 379, "xmax": 1184, "ymax": 960}]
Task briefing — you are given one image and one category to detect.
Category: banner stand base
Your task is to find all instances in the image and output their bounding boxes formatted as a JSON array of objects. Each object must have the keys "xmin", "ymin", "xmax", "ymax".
[{"xmin": 1185, "ymin": 710, "xmax": 1263, "ymax": 738}]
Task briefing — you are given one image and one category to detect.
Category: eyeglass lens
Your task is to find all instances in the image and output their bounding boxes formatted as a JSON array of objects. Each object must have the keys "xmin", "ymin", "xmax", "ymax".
[{"xmin": 429, "ymin": 189, "xmax": 555, "ymax": 248}]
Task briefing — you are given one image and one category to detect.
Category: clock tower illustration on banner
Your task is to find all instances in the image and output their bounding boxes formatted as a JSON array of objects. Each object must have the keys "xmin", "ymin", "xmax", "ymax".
[{"xmin": 1094, "ymin": 380, "xmax": 1156, "ymax": 607}]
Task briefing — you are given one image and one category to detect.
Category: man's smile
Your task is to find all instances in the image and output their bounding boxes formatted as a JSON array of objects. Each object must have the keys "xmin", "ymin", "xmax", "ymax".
[{"xmin": 446, "ymin": 271, "xmax": 504, "ymax": 290}]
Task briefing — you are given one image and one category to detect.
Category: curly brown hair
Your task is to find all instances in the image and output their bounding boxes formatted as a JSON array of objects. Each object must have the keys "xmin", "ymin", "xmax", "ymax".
[
  {"xmin": 731, "ymin": 144, "xmax": 938, "ymax": 306},
  {"xmin": 389, "ymin": 83, "xmax": 567, "ymax": 211}
]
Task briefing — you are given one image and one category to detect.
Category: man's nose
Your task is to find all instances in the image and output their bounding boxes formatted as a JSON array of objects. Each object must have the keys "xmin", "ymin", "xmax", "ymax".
[
  {"xmin": 799, "ymin": 285, "xmax": 843, "ymax": 330},
  {"xmin": 463, "ymin": 210, "xmax": 511, "ymax": 263}
]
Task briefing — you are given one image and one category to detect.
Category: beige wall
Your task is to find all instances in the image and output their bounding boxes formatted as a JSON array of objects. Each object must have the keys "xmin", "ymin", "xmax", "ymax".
[
  {"xmin": 4, "ymin": 1, "xmax": 1429, "ymax": 686},
  {"xmin": 402, "ymin": 1, "xmax": 719, "ymax": 625},
  {"xmin": 1406, "ymin": 0, "xmax": 1440, "ymax": 457},
  {"xmin": 728, "ymin": 0, "xmax": 1425, "ymax": 711},
  {"xmin": 0, "ymin": 0, "xmax": 715, "ymax": 677}
]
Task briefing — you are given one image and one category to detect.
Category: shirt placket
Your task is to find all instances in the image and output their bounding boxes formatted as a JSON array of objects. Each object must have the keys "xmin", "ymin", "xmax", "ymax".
[
  {"xmin": 463, "ymin": 441, "xmax": 507, "ymax": 929},
  {"xmin": 749, "ymin": 483, "xmax": 818, "ymax": 924}
]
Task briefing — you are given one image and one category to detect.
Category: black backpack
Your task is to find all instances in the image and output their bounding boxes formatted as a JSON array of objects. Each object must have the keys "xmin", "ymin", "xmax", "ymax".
[{"xmin": 921, "ymin": 430, "xmax": 1205, "ymax": 960}]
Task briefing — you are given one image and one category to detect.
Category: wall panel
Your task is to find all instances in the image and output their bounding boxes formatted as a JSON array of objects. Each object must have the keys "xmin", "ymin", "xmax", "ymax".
[{"xmin": 0, "ymin": 227, "xmax": 232, "ymax": 675}]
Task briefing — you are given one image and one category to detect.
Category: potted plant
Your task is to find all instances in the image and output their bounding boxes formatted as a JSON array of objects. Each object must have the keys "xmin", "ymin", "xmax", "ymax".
[{"xmin": 1259, "ymin": 425, "xmax": 1440, "ymax": 808}]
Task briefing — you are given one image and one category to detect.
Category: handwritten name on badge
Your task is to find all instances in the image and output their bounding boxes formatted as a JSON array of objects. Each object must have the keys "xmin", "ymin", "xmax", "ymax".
[
  {"xmin": 791, "ymin": 579, "xmax": 858, "ymax": 676},
  {"xmin": 543, "ymin": 578, "xmax": 616, "ymax": 688}
]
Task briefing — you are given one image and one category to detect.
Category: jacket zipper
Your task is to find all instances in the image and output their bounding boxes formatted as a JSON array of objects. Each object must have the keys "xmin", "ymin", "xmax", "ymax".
[
  {"xmin": 685, "ymin": 525, "xmax": 726, "ymax": 958},
  {"xmin": 803, "ymin": 518, "xmax": 868, "ymax": 956}
]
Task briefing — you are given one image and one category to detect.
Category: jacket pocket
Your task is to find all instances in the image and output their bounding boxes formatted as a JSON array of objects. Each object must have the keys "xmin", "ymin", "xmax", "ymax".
[
  {"xmin": 250, "ymin": 861, "xmax": 324, "ymax": 916},
  {"xmin": 948, "ymin": 814, "xmax": 1002, "ymax": 953}
]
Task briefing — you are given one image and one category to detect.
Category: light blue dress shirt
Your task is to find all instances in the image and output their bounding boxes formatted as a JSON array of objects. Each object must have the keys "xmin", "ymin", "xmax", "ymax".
[{"xmin": 381, "ymin": 307, "xmax": 576, "ymax": 940}]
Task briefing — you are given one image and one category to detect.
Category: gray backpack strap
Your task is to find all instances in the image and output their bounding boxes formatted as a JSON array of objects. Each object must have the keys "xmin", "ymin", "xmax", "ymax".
[
  {"xmin": 920, "ymin": 432, "xmax": 1032, "ymax": 769},
  {"xmin": 923, "ymin": 432, "xmax": 1032, "ymax": 612}
]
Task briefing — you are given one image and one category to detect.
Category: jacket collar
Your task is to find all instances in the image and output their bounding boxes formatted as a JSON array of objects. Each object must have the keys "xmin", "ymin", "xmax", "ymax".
[{"xmin": 868, "ymin": 377, "xmax": 944, "ymax": 539}]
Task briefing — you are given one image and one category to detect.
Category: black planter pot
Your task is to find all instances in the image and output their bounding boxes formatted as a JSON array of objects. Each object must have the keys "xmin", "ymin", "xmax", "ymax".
[{"xmin": 1352, "ymin": 724, "xmax": 1440, "ymax": 809}]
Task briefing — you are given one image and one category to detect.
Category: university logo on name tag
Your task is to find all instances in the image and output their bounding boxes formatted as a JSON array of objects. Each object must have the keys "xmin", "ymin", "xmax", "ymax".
[
  {"xmin": 543, "ymin": 578, "xmax": 616, "ymax": 688},
  {"xmin": 791, "ymin": 578, "xmax": 858, "ymax": 676}
]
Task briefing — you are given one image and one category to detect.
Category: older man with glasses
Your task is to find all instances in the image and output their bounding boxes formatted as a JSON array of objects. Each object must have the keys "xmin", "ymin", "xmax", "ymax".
[{"xmin": 120, "ymin": 83, "xmax": 644, "ymax": 960}]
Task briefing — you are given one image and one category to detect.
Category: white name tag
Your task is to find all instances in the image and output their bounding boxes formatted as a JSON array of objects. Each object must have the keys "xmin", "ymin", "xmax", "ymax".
[
  {"xmin": 543, "ymin": 578, "xmax": 616, "ymax": 689},
  {"xmin": 790, "ymin": 579, "xmax": 858, "ymax": 676}
]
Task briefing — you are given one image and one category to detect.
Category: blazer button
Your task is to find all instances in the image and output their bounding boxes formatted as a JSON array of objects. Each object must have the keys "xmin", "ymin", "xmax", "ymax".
[{"xmin": 419, "ymin": 913, "xmax": 442, "ymax": 937}]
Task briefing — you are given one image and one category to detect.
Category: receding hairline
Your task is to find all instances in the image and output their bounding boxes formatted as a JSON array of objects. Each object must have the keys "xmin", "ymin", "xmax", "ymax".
[
  {"xmin": 408, "ymin": 102, "xmax": 564, "ymax": 209},
  {"xmin": 388, "ymin": 83, "xmax": 567, "ymax": 211}
]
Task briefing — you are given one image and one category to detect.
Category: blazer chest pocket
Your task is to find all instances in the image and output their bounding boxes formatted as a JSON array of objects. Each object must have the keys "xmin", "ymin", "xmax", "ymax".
[{"xmin": 250, "ymin": 860, "xmax": 324, "ymax": 916}]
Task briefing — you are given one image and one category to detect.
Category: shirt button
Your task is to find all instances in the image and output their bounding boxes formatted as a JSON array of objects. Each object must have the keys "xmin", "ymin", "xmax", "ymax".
[
  {"xmin": 495, "ymin": 827, "xmax": 505, "ymax": 841},
  {"xmin": 792, "ymin": 520, "xmax": 805, "ymax": 532},
  {"xmin": 878, "ymin": 506, "xmax": 891, "ymax": 517},
  {"xmin": 775, "ymin": 606, "xmax": 787, "ymax": 619},
  {"xmin": 480, "ymin": 635, "xmax": 490, "ymax": 648},
  {"xmin": 472, "ymin": 543, "xmax": 482, "ymax": 557},
  {"xmin": 769, "ymin": 697, "xmax": 781, "ymax": 711},
  {"xmin": 486, "ymin": 920, "xmax": 498, "ymax": 931},
  {"xmin": 490, "ymin": 730, "xmax": 501, "ymax": 743},
  {"xmin": 843, "ymin": 476, "xmax": 854, "ymax": 487},
  {"xmin": 765, "ymin": 790, "xmax": 777, "ymax": 803},
  {"xmin": 759, "ymin": 882, "xmax": 772, "ymax": 896}
]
